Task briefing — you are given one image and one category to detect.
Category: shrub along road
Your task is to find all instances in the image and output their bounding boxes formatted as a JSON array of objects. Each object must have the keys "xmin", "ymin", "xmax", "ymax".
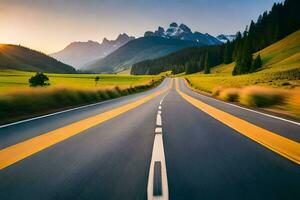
[{"xmin": 0, "ymin": 78, "xmax": 299, "ymax": 200}]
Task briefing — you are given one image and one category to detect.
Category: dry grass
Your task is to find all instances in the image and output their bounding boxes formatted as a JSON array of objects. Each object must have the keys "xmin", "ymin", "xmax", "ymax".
[
  {"xmin": 286, "ymin": 89, "xmax": 300, "ymax": 116},
  {"xmin": 209, "ymin": 85, "xmax": 300, "ymax": 118},
  {"xmin": 219, "ymin": 88, "xmax": 241, "ymax": 102},
  {"xmin": 239, "ymin": 86, "xmax": 286, "ymax": 107},
  {"xmin": 212, "ymin": 86, "xmax": 224, "ymax": 97}
]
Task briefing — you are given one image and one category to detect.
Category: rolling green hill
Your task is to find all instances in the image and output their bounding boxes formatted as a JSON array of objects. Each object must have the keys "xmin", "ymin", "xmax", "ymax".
[
  {"xmin": 82, "ymin": 36, "xmax": 204, "ymax": 73},
  {"xmin": 0, "ymin": 44, "xmax": 76, "ymax": 73},
  {"xmin": 186, "ymin": 29, "xmax": 300, "ymax": 92}
]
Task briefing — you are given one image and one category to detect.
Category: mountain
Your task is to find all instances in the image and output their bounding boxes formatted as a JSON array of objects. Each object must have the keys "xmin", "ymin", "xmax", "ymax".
[
  {"xmin": 51, "ymin": 33, "xmax": 135, "ymax": 69},
  {"xmin": 0, "ymin": 44, "xmax": 76, "ymax": 73},
  {"xmin": 144, "ymin": 22, "xmax": 222, "ymax": 45},
  {"xmin": 82, "ymin": 36, "xmax": 204, "ymax": 73},
  {"xmin": 216, "ymin": 34, "xmax": 237, "ymax": 43}
]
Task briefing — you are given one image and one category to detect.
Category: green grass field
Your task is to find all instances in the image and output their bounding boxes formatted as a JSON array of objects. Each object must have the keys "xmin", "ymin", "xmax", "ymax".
[
  {"xmin": 0, "ymin": 70, "xmax": 164, "ymax": 124},
  {"xmin": 0, "ymin": 70, "xmax": 159, "ymax": 96},
  {"xmin": 185, "ymin": 30, "xmax": 300, "ymax": 93}
]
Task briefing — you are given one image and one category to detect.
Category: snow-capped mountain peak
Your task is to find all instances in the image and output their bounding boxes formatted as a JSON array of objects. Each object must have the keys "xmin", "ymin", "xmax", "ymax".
[
  {"xmin": 216, "ymin": 34, "xmax": 237, "ymax": 43},
  {"xmin": 144, "ymin": 22, "xmax": 222, "ymax": 45}
]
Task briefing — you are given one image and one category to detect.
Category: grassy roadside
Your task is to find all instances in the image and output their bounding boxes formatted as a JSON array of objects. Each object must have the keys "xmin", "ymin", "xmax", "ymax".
[
  {"xmin": 0, "ymin": 70, "xmax": 164, "ymax": 125},
  {"xmin": 184, "ymin": 78, "xmax": 300, "ymax": 120},
  {"xmin": 183, "ymin": 31, "xmax": 300, "ymax": 119}
]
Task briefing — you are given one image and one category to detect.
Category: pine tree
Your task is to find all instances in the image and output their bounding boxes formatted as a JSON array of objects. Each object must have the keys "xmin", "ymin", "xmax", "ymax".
[
  {"xmin": 251, "ymin": 54, "xmax": 262, "ymax": 72},
  {"xmin": 223, "ymin": 41, "xmax": 232, "ymax": 64},
  {"xmin": 232, "ymin": 37, "xmax": 253, "ymax": 75},
  {"xmin": 232, "ymin": 32, "xmax": 242, "ymax": 60},
  {"xmin": 204, "ymin": 52, "xmax": 210, "ymax": 74}
]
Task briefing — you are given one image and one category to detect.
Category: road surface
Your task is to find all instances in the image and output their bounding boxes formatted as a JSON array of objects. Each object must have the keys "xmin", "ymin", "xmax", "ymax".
[{"xmin": 0, "ymin": 78, "xmax": 299, "ymax": 200}]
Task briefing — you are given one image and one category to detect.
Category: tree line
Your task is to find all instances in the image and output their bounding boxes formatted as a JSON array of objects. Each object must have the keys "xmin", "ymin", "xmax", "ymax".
[{"xmin": 131, "ymin": 45, "xmax": 223, "ymax": 75}]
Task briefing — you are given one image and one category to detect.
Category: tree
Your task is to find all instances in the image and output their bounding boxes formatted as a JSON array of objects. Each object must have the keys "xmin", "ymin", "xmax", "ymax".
[
  {"xmin": 95, "ymin": 76, "xmax": 100, "ymax": 86},
  {"xmin": 251, "ymin": 54, "xmax": 262, "ymax": 72},
  {"xmin": 204, "ymin": 52, "xmax": 210, "ymax": 74},
  {"xmin": 223, "ymin": 41, "xmax": 233, "ymax": 64},
  {"xmin": 232, "ymin": 31, "xmax": 242, "ymax": 60},
  {"xmin": 232, "ymin": 36, "xmax": 253, "ymax": 75},
  {"xmin": 184, "ymin": 61, "xmax": 191, "ymax": 74},
  {"xmin": 29, "ymin": 72, "xmax": 50, "ymax": 87}
]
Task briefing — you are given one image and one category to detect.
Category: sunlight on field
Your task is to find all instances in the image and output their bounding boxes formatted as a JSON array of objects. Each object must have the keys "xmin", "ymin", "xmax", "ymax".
[
  {"xmin": 186, "ymin": 62, "xmax": 300, "ymax": 93},
  {"xmin": 0, "ymin": 70, "xmax": 158, "ymax": 96},
  {"xmin": 255, "ymin": 30, "xmax": 300, "ymax": 67}
]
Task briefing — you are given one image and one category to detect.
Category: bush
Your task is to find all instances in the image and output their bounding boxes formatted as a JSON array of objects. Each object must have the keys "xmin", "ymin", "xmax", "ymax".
[
  {"xmin": 219, "ymin": 88, "xmax": 240, "ymax": 102},
  {"xmin": 239, "ymin": 86, "xmax": 286, "ymax": 107},
  {"xmin": 212, "ymin": 86, "xmax": 224, "ymax": 97},
  {"xmin": 29, "ymin": 72, "xmax": 50, "ymax": 87}
]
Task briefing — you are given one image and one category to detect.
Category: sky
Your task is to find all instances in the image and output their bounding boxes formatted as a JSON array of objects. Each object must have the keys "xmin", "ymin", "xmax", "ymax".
[{"xmin": 0, "ymin": 0, "xmax": 283, "ymax": 54}]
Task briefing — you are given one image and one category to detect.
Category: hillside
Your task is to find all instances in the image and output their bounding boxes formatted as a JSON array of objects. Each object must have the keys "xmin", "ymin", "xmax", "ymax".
[
  {"xmin": 186, "ymin": 30, "xmax": 300, "ymax": 92},
  {"xmin": 82, "ymin": 36, "xmax": 204, "ymax": 73},
  {"xmin": 255, "ymin": 29, "xmax": 300, "ymax": 70},
  {"xmin": 51, "ymin": 34, "xmax": 135, "ymax": 69},
  {"xmin": 131, "ymin": 45, "xmax": 223, "ymax": 75},
  {"xmin": 0, "ymin": 44, "xmax": 76, "ymax": 73}
]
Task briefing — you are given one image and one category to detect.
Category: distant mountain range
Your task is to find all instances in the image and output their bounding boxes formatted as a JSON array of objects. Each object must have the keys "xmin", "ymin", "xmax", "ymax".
[
  {"xmin": 51, "ymin": 33, "xmax": 135, "ymax": 69},
  {"xmin": 82, "ymin": 36, "xmax": 204, "ymax": 73},
  {"xmin": 144, "ymin": 23, "xmax": 223, "ymax": 45},
  {"xmin": 0, "ymin": 44, "xmax": 76, "ymax": 73},
  {"xmin": 82, "ymin": 23, "xmax": 227, "ymax": 73}
]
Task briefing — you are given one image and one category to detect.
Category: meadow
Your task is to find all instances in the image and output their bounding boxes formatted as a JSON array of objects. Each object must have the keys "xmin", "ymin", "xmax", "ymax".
[
  {"xmin": 0, "ymin": 70, "xmax": 159, "ymax": 96},
  {"xmin": 0, "ymin": 70, "xmax": 163, "ymax": 124}
]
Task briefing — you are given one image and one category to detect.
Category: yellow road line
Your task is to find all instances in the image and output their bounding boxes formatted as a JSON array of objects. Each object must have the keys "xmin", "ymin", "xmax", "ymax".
[
  {"xmin": 176, "ymin": 79, "xmax": 300, "ymax": 165},
  {"xmin": 0, "ymin": 80, "xmax": 172, "ymax": 170}
]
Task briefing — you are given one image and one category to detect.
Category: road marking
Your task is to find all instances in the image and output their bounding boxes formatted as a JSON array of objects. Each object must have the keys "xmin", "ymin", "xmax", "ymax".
[
  {"xmin": 176, "ymin": 79, "xmax": 300, "ymax": 165},
  {"xmin": 153, "ymin": 161, "xmax": 162, "ymax": 196},
  {"xmin": 181, "ymin": 78, "xmax": 300, "ymax": 126},
  {"xmin": 160, "ymin": 100, "xmax": 163, "ymax": 105},
  {"xmin": 158, "ymin": 106, "xmax": 162, "ymax": 110},
  {"xmin": 147, "ymin": 132, "xmax": 169, "ymax": 200},
  {"xmin": 158, "ymin": 111, "xmax": 162, "ymax": 114},
  {"xmin": 156, "ymin": 114, "xmax": 162, "ymax": 126},
  {"xmin": 155, "ymin": 127, "xmax": 162, "ymax": 133},
  {"xmin": 0, "ymin": 85, "xmax": 171, "ymax": 170}
]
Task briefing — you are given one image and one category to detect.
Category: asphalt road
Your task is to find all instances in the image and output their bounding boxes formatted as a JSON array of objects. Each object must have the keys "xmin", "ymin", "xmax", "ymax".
[{"xmin": 0, "ymin": 78, "xmax": 299, "ymax": 200}]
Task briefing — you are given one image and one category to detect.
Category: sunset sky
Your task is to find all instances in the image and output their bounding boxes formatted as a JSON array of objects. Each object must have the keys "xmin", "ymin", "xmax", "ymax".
[{"xmin": 0, "ymin": 0, "xmax": 283, "ymax": 54}]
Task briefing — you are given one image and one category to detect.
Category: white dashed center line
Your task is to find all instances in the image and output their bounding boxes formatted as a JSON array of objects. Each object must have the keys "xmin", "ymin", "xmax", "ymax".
[
  {"xmin": 156, "ymin": 114, "xmax": 162, "ymax": 126},
  {"xmin": 147, "ymin": 96, "xmax": 169, "ymax": 200},
  {"xmin": 155, "ymin": 127, "xmax": 162, "ymax": 133}
]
